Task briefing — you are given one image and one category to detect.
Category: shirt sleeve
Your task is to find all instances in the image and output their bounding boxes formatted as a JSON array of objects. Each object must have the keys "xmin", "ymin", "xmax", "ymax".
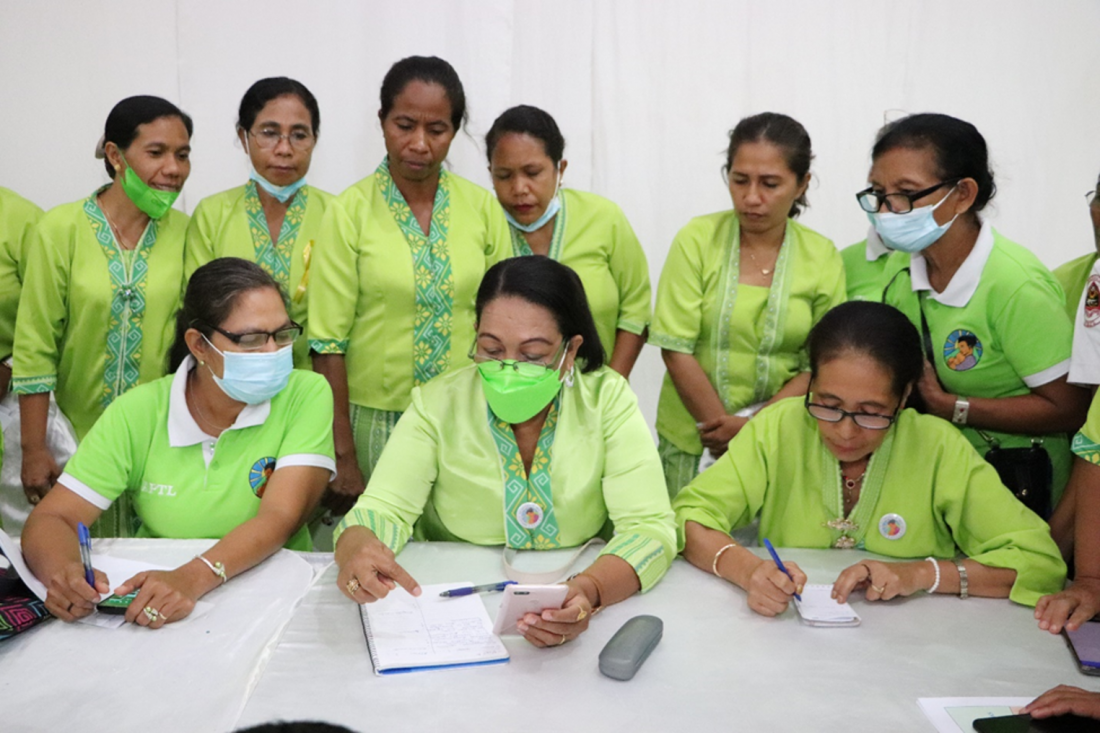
[
  {"xmin": 671, "ymin": 412, "xmax": 771, "ymax": 549},
  {"xmin": 800, "ymin": 242, "xmax": 848, "ymax": 371},
  {"xmin": 993, "ymin": 278, "xmax": 1073, "ymax": 387},
  {"xmin": 933, "ymin": 426, "xmax": 1067, "ymax": 606},
  {"xmin": 596, "ymin": 376, "xmax": 675, "ymax": 592},
  {"xmin": 182, "ymin": 199, "xmax": 217, "ymax": 289},
  {"xmin": 648, "ymin": 227, "xmax": 704, "ymax": 354},
  {"xmin": 1071, "ymin": 389, "xmax": 1100, "ymax": 464},
  {"xmin": 273, "ymin": 373, "xmax": 336, "ymax": 475},
  {"xmin": 308, "ymin": 196, "xmax": 361, "ymax": 355},
  {"xmin": 11, "ymin": 218, "xmax": 70, "ymax": 394},
  {"xmin": 607, "ymin": 208, "xmax": 651, "ymax": 336},
  {"xmin": 56, "ymin": 391, "xmax": 141, "ymax": 509},
  {"xmin": 481, "ymin": 192, "xmax": 513, "ymax": 269},
  {"xmin": 333, "ymin": 385, "xmax": 439, "ymax": 551}
]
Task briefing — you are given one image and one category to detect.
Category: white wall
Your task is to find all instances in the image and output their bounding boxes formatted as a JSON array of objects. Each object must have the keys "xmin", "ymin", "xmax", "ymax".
[{"xmin": 2, "ymin": 0, "xmax": 1099, "ymax": 426}]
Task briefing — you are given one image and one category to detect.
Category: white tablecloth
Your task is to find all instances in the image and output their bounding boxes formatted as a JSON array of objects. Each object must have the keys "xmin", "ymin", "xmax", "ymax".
[{"xmin": 236, "ymin": 544, "xmax": 1100, "ymax": 733}]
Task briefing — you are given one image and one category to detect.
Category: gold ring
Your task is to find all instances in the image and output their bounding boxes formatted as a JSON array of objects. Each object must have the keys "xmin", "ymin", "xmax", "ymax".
[
  {"xmin": 577, "ymin": 608, "xmax": 588, "ymax": 622},
  {"xmin": 558, "ymin": 634, "xmax": 567, "ymax": 646},
  {"xmin": 143, "ymin": 606, "xmax": 159, "ymax": 622},
  {"xmin": 346, "ymin": 578, "xmax": 360, "ymax": 594},
  {"xmin": 871, "ymin": 584, "xmax": 885, "ymax": 594}
]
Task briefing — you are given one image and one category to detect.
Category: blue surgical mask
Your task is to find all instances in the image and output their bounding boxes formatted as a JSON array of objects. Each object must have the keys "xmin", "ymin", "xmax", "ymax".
[
  {"xmin": 866, "ymin": 187, "xmax": 959, "ymax": 253},
  {"xmin": 245, "ymin": 138, "xmax": 307, "ymax": 203},
  {"xmin": 202, "ymin": 336, "xmax": 293, "ymax": 405},
  {"xmin": 505, "ymin": 173, "xmax": 562, "ymax": 233}
]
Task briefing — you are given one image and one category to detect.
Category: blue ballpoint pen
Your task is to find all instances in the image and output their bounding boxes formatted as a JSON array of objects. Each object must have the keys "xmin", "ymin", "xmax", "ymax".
[
  {"xmin": 439, "ymin": 581, "xmax": 516, "ymax": 598},
  {"xmin": 77, "ymin": 522, "xmax": 95, "ymax": 588},
  {"xmin": 763, "ymin": 538, "xmax": 801, "ymax": 602}
]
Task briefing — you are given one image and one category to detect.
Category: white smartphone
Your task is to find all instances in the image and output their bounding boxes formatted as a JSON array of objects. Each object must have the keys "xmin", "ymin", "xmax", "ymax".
[{"xmin": 492, "ymin": 584, "xmax": 570, "ymax": 636}]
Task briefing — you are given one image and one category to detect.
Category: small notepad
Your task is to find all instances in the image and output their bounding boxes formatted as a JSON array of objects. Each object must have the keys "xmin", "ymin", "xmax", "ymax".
[
  {"xmin": 793, "ymin": 584, "xmax": 861, "ymax": 627},
  {"xmin": 359, "ymin": 582, "xmax": 510, "ymax": 675}
]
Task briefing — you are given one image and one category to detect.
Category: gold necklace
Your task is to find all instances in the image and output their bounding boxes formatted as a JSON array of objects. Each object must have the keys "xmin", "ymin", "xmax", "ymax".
[
  {"xmin": 99, "ymin": 195, "xmax": 137, "ymax": 250},
  {"xmin": 742, "ymin": 244, "xmax": 778, "ymax": 276},
  {"xmin": 187, "ymin": 370, "xmax": 231, "ymax": 431},
  {"xmin": 841, "ymin": 458, "xmax": 870, "ymax": 506}
]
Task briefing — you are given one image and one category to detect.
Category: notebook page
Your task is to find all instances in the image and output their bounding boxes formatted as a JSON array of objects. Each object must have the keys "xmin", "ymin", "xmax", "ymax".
[
  {"xmin": 362, "ymin": 583, "xmax": 508, "ymax": 671},
  {"xmin": 794, "ymin": 583, "xmax": 860, "ymax": 623}
]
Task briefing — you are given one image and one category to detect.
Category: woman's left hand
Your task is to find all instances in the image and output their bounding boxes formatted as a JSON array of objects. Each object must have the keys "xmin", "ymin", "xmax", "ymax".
[
  {"xmin": 516, "ymin": 583, "xmax": 593, "ymax": 648},
  {"xmin": 1024, "ymin": 685, "xmax": 1100, "ymax": 720},
  {"xmin": 916, "ymin": 360, "xmax": 953, "ymax": 420},
  {"xmin": 114, "ymin": 568, "xmax": 201, "ymax": 629},
  {"xmin": 699, "ymin": 415, "xmax": 748, "ymax": 456},
  {"xmin": 832, "ymin": 560, "xmax": 930, "ymax": 604}
]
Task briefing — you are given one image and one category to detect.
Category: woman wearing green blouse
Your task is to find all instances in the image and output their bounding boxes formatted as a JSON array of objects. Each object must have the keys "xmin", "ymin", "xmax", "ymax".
[
  {"xmin": 675, "ymin": 302, "xmax": 1065, "ymax": 617},
  {"xmin": 12, "ymin": 96, "xmax": 193, "ymax": 536},
  {"xmin": 651, "ymin": 113, "xmax": 846, "ymax": 498},
  {"xmin": 334, "ymin": 257, "xmax": 675, "ymax": 648},
  {"xmin": 309, "ymin": 56, "xmax": 510, "ymax": 516},
  {"xmin": 185, "ymin": 77, "xmax": 331, "ymax": 369},
  {"xmin": 485, "ymin": 105, "xmax": 650, "ymax": 378}
]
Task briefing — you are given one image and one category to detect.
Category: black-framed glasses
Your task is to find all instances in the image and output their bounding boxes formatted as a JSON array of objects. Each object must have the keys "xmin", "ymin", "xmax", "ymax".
[
  {"xmin": 1088, "ymin": 190, "xmax": 1098, "ymax": 207},
  {"xmin": 468, "ymin": 340, "xmax": 566, "ymax": 377},
  {"xmin": 248, "ymin": 128, "xmax": 315, "ymax": 151},
  {"xmin": 205, "ymin": 321, "xmax": 302, "ymax": 351},
  {"xmin": 804, "ymin": 392, "xmax": 898, "ymax": 430},
  {"xmin": 855, "ymin": 178, "xmax": 961, "ymax": 214}
]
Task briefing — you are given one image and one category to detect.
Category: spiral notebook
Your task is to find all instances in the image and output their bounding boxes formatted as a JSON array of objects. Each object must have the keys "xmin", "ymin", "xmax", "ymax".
[
  {"xmin": 358, "ymin": 582, "xmax": 510, "ymax": 675},
  {"xmin": 793, "ymin": 584, "xmax": 861, "ymax": 627}
]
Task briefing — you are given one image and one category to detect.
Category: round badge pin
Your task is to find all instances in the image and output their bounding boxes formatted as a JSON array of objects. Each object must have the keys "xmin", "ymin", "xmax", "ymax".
[
  {"xmin": 516, "ymin": 502, "xmax": 544, "ymax": 529},
  {"xmin": 878, "ymin": 513, "xmax": 906, "ymax": 540}
]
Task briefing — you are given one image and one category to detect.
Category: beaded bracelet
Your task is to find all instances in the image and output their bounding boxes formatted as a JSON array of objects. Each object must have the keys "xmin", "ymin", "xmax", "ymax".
[
  {"xmin": 712, "ymin": 542, "xmax": 738, "ymax": 577},
  {"xmin": 196, "ymin": 555, "xmax": 228, "ymax": 584},
  {"xmin": 925, "ymin": 556, "xmax": 941, "ymax": 594}
]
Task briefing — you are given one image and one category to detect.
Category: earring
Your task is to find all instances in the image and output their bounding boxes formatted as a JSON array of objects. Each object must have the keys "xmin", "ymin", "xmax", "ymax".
[{"xmin": 564, "ymin": 365, "xmax": 575, "ymax": 388}]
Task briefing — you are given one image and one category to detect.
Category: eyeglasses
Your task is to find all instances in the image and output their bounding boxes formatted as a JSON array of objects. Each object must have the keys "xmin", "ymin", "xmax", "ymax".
[
  {"xmin": 249, "ymin": 128, "xmax": 315, "ymax": 151},
  {"xmin": 205, "ymin": 321, "xmax": 302, "ymax": 351},
  {"xmin": 804, "ymin": 393, "xmax": 898, "ymax": 430},
  {"xmin": 468, "ymin": 341, "xmax": 566, "ymax": 377},
  {"xmin": 1088, "ymin": 190, "xmax": 1098, "ymax": 207},
  {"xmin": 855, "ymin": 179, "xmax": 960, "ymax": 214}
]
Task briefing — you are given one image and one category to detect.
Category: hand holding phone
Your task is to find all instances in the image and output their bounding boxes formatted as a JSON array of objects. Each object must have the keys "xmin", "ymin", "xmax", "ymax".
[{"xmin": 492, "ymin": 584, "xmax": 569, "ymax": 635}]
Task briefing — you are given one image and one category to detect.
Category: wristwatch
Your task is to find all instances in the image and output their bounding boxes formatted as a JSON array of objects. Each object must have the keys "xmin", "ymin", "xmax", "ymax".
[{"xmin": 951, "ymin": 397, "xmax": 970, "ymax": 426}]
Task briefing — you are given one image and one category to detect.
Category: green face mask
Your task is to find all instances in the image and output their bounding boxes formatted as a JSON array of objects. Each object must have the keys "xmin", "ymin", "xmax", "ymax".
[
  {"xmin": 118, "ymin": 153, "xmax": 179, "ymax": 219},
  {"xmin": 478, "ymin": 351, "xmax": 567, "ymax": 424}
]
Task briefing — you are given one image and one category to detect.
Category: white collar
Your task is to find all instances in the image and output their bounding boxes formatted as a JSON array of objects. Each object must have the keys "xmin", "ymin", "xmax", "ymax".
[
  {"xmin": 168, "ymin": 355, "xmax": 272, "ymax": 447},
  {"xmin": 864, "ymin": 226, "xmax": 890, "ymax": 261},
  {"xmin": 908, "ymin": 220, "xmax": 995, "ymax": 307}
]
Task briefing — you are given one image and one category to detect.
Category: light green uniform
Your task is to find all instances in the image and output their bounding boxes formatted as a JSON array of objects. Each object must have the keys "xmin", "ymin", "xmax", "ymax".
[
  {"xmin": 882, "ymin": 223, "xmax": 1074, "ymax": 504},
  {"xmin": 309, "ymin": 159, "xmax": 511, "ymax": 480},
  {"xmin": 1053, "ymin": 251, "xmax": 1096, "ymax": 321},
  {"xmin": 336, "ymin": 364, "xmax": 676, "ymax": 592},
  {"xmin": 508, "ymin": 189, "xmax": 650, "ymax": 357},
  {"xmin": 840, "ymin": 229, "xmax": 890, "ymax": 302},
  {"xmin": 0, "ymin": 187, "xmax": 44, "ymax": 503},
  {"xmin": 58, "ymin": 358, "xmax": 335, "ymax": 551},
  {"xmin": 673, "ymin": 398, "xmax": 1067, "ymax": 606},
  {"xmin": 649, "ymin": 210, "xmax": 846, "ymax": 494},
  {"xmin": 1070, "ymin": 388, "xmax": 1100, "ymax": 465},
  {"xmin": 184, "ymin": 182, "xmax": 333, "ymax": 368},
  {"xmin": 11, "ymin": 190, "xmax": 188, "ymax": 536}
]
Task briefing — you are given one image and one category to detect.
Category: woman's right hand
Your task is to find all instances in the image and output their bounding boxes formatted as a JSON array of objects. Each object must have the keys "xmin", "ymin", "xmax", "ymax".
[
  {"xmin": 1035, "ymin": 579, "xmax": 1100, "ymax": 634},
  {"xmin": 745, "ymin": 559, "xmax": 806, "ymax": 617},
  {"xmin": 43, "ymin": 561, "xmax": 110, "ymax": 622},
  {"xmin": 336, "ymin": 528, "xmax": 420, "ymax": 604},
  {"xmin": 21, "ymin": 445, "xmax": 61, "ymax": 505},
  {"xmin": 322, "ymin": 452, "xmax": 366, "ymax": 515}
]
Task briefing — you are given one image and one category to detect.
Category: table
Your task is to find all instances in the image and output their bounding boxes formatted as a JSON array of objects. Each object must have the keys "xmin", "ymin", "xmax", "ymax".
[
  {"xmin": 237, "ymin": 543, "xmax": 1100, "ymax": 733},
  {"xmin": 2, "ymin": 541, "xmax": 1096, "ymax": 733}
]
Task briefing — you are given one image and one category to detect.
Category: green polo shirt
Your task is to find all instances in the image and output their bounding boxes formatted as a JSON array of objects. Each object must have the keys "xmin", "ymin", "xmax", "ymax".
[
  {"xmin": 840, "ymin": 229, "xmax": 890, "ymax": 302},
  {"xmin": 58, "ymin": 358, "xmax": 336, "ymax": 550},
  {"xmin": 1053, "ymin": 251, "xmax": 1097, "ymax": 321}
]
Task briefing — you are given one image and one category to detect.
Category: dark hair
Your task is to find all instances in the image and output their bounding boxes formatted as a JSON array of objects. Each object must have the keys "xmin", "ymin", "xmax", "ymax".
[
  {"xmin": 103, "ymin": 95, "xmax": 193, "ymax": 179},
  {"xmin": 237, "ymin": 77, "xmax": 320, "ymax": 136},
  {"xmin": 234, "ymin": 723, "xmax": 356, "ymax": 733},
  {"xmin": 957, "ymin": 333, "xmax": 978, "ymax": 348},
  {"xmin": 724, "ymin": 112, "xmax": 813, "ymax": 217},
  {"xmin": 872, "ymin": 113, "xmax": 996, "ymax": 220},
  {"xmin": 808, "ymin": 302, "xmax": 923, "ymax": 399},
  {"xmin": 485, "ymin": 105, "xmax": 565, "ymax": 165},
  {"xmin": 168, "ymin": 258, "xmax": 284, "ymax": 372},
  {"xmin": 379, "ymin": 56, "xmax": 467, "ymax": 131},
  {"xmin": 475, "ymin": 257, "xmax": 605, "ymax": 373}
]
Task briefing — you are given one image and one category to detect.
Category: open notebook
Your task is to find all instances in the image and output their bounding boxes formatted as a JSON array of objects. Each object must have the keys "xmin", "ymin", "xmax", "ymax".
[
  {"xmin": 359, "ymin": 582, "xmax": 510, "ymax": 675},
  {"xmin": 793, "ymin": 584, "xmax": 861, "ymax": 627}
]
